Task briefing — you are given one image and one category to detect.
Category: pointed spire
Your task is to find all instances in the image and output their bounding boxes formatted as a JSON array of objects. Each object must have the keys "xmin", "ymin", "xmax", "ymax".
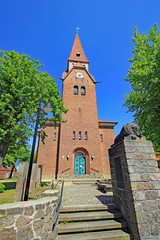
[{"xmin": 68, "ymin": 33, "xmax": 89, "ymax": 63}]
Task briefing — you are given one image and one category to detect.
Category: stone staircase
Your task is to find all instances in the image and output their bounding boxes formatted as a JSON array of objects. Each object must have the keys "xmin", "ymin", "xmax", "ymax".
[{"xmin": 57, "ymin": 204, "xmax": 130, "ymax": 240}]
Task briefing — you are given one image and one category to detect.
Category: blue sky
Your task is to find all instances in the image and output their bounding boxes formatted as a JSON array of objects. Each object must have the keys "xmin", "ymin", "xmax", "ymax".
[{"xmin": 1, "ymin": 0, "xmax": 160, "ymax": 137}]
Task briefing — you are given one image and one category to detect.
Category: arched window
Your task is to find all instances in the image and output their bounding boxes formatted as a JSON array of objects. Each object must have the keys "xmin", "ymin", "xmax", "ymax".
[
  {"xmin": 85, "ymin": 131, "xmax": 88, "ymax": 140},
  {"xmin": 79, "ymin": 131, "xmax": 82, "ymax": 140},
  {"xmin": 81, "ymin": 86, "xmax": 86, "ymax": 95},
  {"xmin": 73, "ymin": 131, "xmax": 75, "ymax": 140},
  {"xmin": 100, "ymin": 134, "xmax": 103, "ymax": 142},
  {"xmin": 54, "ymin": 133, "xmax": 56, "ymax": 141},
  {"xmin": 74, "ymin": 85, "xmax": 78, "ymax": 95}
]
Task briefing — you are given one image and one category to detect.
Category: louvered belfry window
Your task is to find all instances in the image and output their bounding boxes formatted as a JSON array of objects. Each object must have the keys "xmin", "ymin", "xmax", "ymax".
[
  {"xmin": 81, "ymin": 86, "xmax": 85, "ymax": 95},
  {"xmin": 74, "ymin": 85, "xmax": 78, "ymax": 95}
]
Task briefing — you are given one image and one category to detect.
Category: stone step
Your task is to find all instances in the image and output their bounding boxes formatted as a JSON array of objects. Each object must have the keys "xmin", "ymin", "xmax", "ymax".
[
  {"xmin": 60, "ymin": 204, "xmax": 117, "ymax": 213},
  {"xmin": 57, "ymin": 179, "xmax": 105, "ymax": 183},
  {"xmin": 72, "ymin": 180, "xmax": 99, "ymax": 184},
  {"xmin": 58, "ymin": 219, "xmax": 127, "ymax": 234},
  {"xmin": 57, "ymin": 229, "xmax": 130, "ymax": 240},
  {"xmin": 59, "ymin": 210, "xmax": 122, "ymax": 222},
  {"xmin": 57, "ymin": 174, "xmax": 105, "ymax": 180}
]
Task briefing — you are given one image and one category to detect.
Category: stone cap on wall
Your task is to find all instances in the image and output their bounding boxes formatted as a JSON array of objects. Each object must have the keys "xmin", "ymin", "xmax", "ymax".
[{"xmin": 0, "ymin": 197, "xmax": 58, "ymax": 215}]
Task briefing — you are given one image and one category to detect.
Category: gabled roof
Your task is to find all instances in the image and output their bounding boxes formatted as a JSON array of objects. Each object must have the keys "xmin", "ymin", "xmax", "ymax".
[
  {"xmin": 68, "ymin": 34, "xmax": 89, "ymax": 63},
  {"xmin": 41, "ymin": 118, "xmax": 61, "ymax": 126},
  {"xmin": 98, "ymin": 119, "xmax": 118, "ymax": 127},
  {"xmin": 98, "ymin": 119, "xmax": 116, "ymax": 123}
]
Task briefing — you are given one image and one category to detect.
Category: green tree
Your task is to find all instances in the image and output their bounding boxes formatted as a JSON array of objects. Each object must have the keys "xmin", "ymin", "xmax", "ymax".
[
  {"xmin": 0, "ymin": 50, "xmax": 67, "ymax": 167},
  {"xmin": 124, "ymin": 24, "xmax": 160, "ymax": 152}
]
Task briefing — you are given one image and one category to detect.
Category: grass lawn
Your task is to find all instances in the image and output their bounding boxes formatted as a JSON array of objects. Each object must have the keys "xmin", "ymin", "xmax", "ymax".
[
  {"xmin": 0, "ymin": 182, "xmax": 60, "ymax": 204},
  {"xmin": 0, "ymin": 189, "xmax": 15, "ymax": 204},
  {"xmin": 0, "ymin": 176, "xmax": 18, "ymax": 182},
  {"xmin": 29, "ymin": 183, "xmax": 54, "ymax": 200}
]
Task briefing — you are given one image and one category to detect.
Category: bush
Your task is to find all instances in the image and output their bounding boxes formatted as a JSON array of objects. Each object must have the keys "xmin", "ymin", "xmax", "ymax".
[{"xmin": 0, "ymin": 183, "xmax": 5, "ymax": 193}]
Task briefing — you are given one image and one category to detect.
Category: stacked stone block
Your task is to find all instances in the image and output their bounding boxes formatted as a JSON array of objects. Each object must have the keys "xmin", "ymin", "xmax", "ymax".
[
  {"xmin": 0, "ymin": 195, "xmax": 58, "ymax": 240},
  {"xmin": 109, "ymin": 138, "xmax": 160, "ymax": 239}
]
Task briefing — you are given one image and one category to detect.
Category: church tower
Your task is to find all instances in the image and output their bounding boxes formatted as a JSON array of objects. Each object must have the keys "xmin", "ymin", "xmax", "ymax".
[
  {"xmin": 36, "ymin": 32, "xmax": 117, "ymax": 179},
  {"xmin": 58, "ymin": 32, "xmax": 102, "ymax": 176}
]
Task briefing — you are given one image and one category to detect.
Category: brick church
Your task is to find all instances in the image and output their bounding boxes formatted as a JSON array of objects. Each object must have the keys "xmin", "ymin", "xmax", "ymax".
[{"xmin": 36, "ymin": 32, "xmax": 117, "ymax": 179}]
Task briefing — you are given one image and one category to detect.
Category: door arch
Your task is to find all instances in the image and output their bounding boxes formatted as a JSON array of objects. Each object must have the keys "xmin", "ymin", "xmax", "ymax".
[{"xmin": 74, "ymin": 151, "xmax": 86, "ymax": 174}]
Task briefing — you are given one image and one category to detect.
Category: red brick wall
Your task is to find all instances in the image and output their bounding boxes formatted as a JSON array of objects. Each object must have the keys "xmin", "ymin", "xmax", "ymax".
[
  {"xmin": 58, "ymin": 68, "xmax": 102, "ymax": 175},
  {"xmin": 99, "ymin": 126, "xmax": 115, "ymax": 178},
  {"xmin": 0, "ymin": 167, "xmax": 16, "ymax": 179},
  {"xmin": 36, "ymin": 67, "xmax": 116, "ymax": 179},
  {"xmin": 36, "ymin": 124, "xmax": 60, "ymax": 179}
]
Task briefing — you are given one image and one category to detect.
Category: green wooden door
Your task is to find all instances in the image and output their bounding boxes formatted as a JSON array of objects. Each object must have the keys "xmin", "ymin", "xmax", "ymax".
[{"xmin": 74, "ymin": 152, "xmax": 85, "ymax": 174}]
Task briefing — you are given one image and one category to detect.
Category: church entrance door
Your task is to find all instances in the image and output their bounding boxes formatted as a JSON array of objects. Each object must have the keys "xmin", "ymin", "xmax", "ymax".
[{"xmin": 74, "ymin": 152, "xmax": 85, "ymax": 174}]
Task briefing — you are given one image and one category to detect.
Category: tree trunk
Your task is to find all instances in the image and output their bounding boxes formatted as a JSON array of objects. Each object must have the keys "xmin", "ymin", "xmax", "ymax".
[
  {"xmin": 0, "ymin": 142, "xmax": 9, "ymax": 167},
  {"xmin": 9, "ymin": 166, "xmax": 15, "ymax": 178}
]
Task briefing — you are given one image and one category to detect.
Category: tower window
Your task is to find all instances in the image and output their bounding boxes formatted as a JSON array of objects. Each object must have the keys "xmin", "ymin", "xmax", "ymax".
[
  {"xmin": 100, "ymin": 134, "xmax": 103, "ymax": 142},
  {"xmin": 76, "ymin": 52, "xmax": 80, "ymax": 57},
  {"xmin": 85, "ymin": 131, "xmax": 88, "ymax": 140},
  {"xmin": 74, "ymin": 85, "xmax": 78, "ymax": 95},
  {"xmin": 79, "ymin": 131, "xmax": 82, "ymax": 140},
  {"xmin": 73, "ymin": 131, "xmax": 75, "ymax": 140},
  {"xmin": 81, "ymin": 86, "xmax": 86, "ymax": 95},
  {"xmin": 54, "ymin": 133, "xmax": 56, "ymax": 141}
]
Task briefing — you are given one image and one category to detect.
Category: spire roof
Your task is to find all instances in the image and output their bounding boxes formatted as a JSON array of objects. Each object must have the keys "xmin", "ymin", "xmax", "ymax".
[{"xmin": 68, "ymin": 34, "xmax": 89, "ymax": 63}]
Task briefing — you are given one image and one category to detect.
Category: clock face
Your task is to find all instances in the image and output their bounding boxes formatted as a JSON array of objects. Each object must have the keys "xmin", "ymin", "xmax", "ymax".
[{"xmin": 76, "ymin": 72, "xmax": 84, "ymax": 79}]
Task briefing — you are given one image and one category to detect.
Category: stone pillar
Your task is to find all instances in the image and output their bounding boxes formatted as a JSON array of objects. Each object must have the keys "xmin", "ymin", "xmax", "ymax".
[
  {"xmin": 14, "ymin": 162, "xmax": 43, "ymax": 201},
  {"xmin": 29, "ymin": 163, "xmax": 38, "ymax": 192},
  {"xmin": 109, "ymin": 137, "xmax": 160, "ymax": 239},
  {"xmin": 14, "ymin": 162, "xmax": 29, "ymax": 202},
  {"xmin": 37, "ymin": 164, "xmax": 43, "ymax": 187}
]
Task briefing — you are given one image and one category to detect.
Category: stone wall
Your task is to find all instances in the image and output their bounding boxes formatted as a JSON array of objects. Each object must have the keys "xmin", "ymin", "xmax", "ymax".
[
  {"xmin": 109, "ymin": 138, "xmax": 160, "ymax": 239},
  {"xmin": 0, "ymin": 194, "xmax": 59, "ymax": 240}
]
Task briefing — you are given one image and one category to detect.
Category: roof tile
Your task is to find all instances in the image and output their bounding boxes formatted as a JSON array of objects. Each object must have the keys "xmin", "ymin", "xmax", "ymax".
[{"xmin": 68, "ymin": 34, "xmax": 89, "ymax": 63}]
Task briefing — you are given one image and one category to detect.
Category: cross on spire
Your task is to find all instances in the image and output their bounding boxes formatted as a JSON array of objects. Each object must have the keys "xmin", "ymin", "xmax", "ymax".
[{"xmin": 76, "ymin": 27, "xmax": 80, "ymax": 34}]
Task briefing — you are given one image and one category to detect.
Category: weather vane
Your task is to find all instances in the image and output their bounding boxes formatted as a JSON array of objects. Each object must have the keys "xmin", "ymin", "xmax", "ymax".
[{"xmin": 76, "ymin": 27, "xmax": 80, "ymax": 34}]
